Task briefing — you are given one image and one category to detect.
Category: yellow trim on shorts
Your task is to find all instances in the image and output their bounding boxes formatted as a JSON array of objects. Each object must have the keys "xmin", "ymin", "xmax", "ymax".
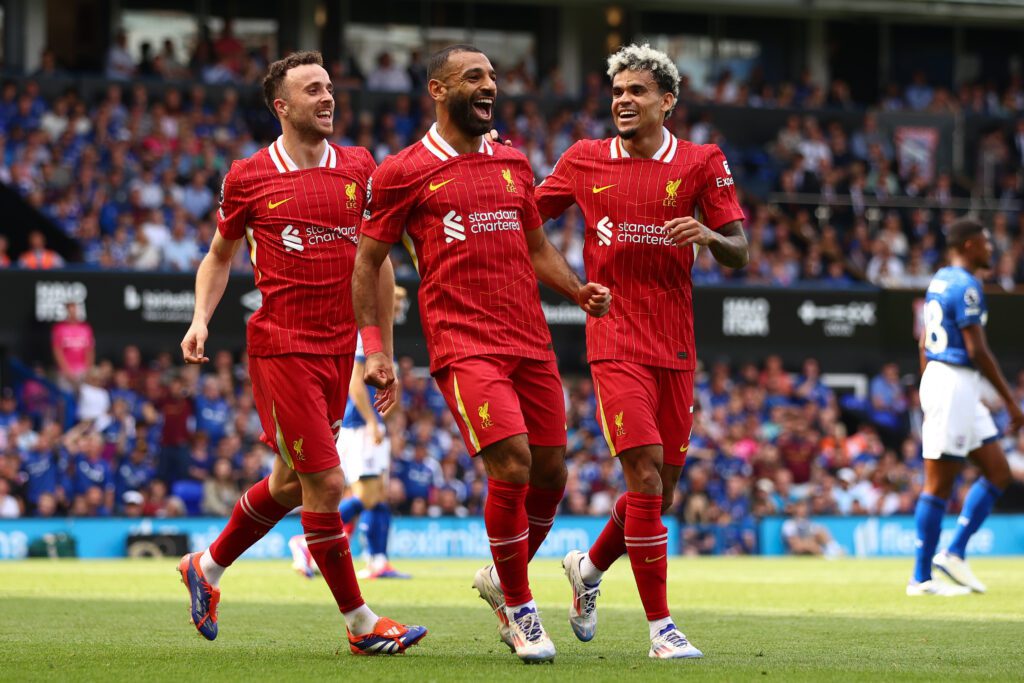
[
  {"xmin": 272, "ymin": 402, "xmax": 294, "ymax": 469},
  {"xmin": 595, "ymin": 379, "xmax": 617, "ymax": 457},
  {"xmin": 452, "ymin": 373, "xmax": 481, "ymax": 453}
]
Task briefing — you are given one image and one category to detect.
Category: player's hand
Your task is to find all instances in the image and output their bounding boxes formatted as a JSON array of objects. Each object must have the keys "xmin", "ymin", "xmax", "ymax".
[
  {"xmin": 181, "ymin": 321, "xmax": 210, "ymax": 364},
  {"xmin": 577, "ymin": 282, "xmax": 611, "ymax": 318},
  {"xmin": 373, "ymin": 383, "xmax": 397, "ymax": 416},
  {"xmin": 1009, "ymin": 404, "xmax": 1024, "ymax": 433},
  {"xmin": 369, "ymin": 420, "xmax": 384, "ymax": 445},
  {"xmin": 487, "ymin": 129, "xmax": 512, "ymax": 146},
  {"xmin": 364, "ymin": 352, "xmax": 395, "ymax": 390},
  {"xmin": 665, "ymin": 216, "xmax": 716, "ymax": 248}
]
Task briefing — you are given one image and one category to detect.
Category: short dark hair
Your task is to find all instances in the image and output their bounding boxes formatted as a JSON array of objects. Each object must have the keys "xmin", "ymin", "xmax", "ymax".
[
  {"xmin": 262, "ymin": 50, "xmax": 324, "ymax": 118},
  {"xmin": 427, "ymin": 44, "xmax": 483, "ymax": 82},
  {"xmin": 947, "ymin": 218, "xmax": 985, "ymax": 250}
]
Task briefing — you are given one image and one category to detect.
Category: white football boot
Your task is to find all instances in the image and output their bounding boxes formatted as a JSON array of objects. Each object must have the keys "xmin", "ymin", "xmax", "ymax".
[
  {"xmin": 506, "ymin": 604, "xmax": 556, "ymax": 664},
  {"xmin": 562, "ymin": 550, "xmax": 600, "ymax": 642},
  {"xmin": 933, "ymin": 551, "xmax": 986, "ymax": 593},
  {"xmin": 905, "ymin": 579, "xmax": 972, "ymax": 596},
  {"xmin": 649, "ymin": 625, "xmax": 704, "ymax": 659},
  {"xmin": 472, "ymin": 565, "xmax": 514, "ymax": 651}
]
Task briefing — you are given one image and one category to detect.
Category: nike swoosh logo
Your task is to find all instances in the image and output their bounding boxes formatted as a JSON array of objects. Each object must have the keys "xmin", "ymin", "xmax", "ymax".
[
  {"xmin": 592, "ymin": 184, "xmax": 616, "ymax": 194},
  {"xmin": 267, "ymin": 197, "xmax": 294, "ymax": 210},
  {"xmin": 680, "ymin": 444, "xmax": 689, "ymax": 453},
  {"xmin": 644, "ymin": 555, "xmax": 665, "ymax": 563},
  {"xmin": 429, "ymin": 179, "xmax": 455, "ymax": 191},
  {"xmin": 496, "ymin": 552, "xmax": 519, "ymax": 563}
]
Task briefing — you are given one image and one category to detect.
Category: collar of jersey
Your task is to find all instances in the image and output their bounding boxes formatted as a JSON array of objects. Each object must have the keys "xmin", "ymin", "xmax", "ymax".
[
  {"xmin": 610, "ymin": 126, "xmax": 677, "ymax": 163},
  {"xmin": 268, "ymin": 135, "xmax": 337, "ymax": 173},
  {"xmin": 421, "ymin": 123, "xmax": 494, "ymax": 161}
]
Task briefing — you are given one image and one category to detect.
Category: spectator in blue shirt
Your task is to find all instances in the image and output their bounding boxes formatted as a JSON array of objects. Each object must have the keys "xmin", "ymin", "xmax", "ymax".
[
  {"xmin": 102, "ymin": 398, "xmax": 137, "ymax": 459},
  {"xmin": 109, "ymin": 369, "xmax": 144, "ymax": 420},
  {"xmin": 869, "ymin": 362, "xmax": 908, "ymax": 432},
  {"xmin": 399, "ymin": 444, "xmax": 442, "ymax": 506},
  {"xmin": 194, "ymin": 376, "xmax": 230, "ymax": 445},
  {"xmin": 181, "ymin": 170, "xmax": 214, "ymax": 219},
  {"xmin": 0, "ymin": 388, "xmax": 18, "ymax": 430},
  {"xmin": 793, "ymin": 358, "xmax": 833, "ymax": 408},
  {"xmin": 21, "ymin": 429, "xmax": 64, "ymax": 510},
  {"xmin": 70, "ymin": 431, "xmax": 113, "ymax": 509},
  {"xmin": 717, "ymin": 476, "xmax": 753, "ymax": 524},
  {"xmin": 115, "ymin": 442, "xmax": 155, "ymax": 502},
  {"xmin": 0, "ymin": 80, "xmax": 18, "ymax": 129}
]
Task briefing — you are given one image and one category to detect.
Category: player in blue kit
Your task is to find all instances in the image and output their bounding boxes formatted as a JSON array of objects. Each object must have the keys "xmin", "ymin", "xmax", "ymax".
[{"xmin": 908, "ymin": 218, "xmax": 1024, "ymax": 596}]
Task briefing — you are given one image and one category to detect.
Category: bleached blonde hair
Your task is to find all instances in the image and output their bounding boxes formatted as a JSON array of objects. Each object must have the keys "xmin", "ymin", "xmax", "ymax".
[{"xmin": 606, "ymin": 43, "xmax": 680, "ymax": 118}]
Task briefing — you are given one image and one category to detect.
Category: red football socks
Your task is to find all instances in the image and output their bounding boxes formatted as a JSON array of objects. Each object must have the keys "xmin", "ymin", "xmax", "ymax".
[
  {"xmin": 588, "ymin": 493, "xmax": 628, "ymax": 571},
  {"xmin": 485, "ymin": 478, "xmax": 532, "ymax": 607},
  {"xmin": 208, "ymin": 476, "xmax": 291, "ymax": 567},
  {"xmin": 525, "ymin": 485, "xmax": 564, "ymax": 560},
  {"xmin": 624, "ymin": 492, "xmax": 670, "ymax": 621},
  {"xmin": 301, "ymin": 510, "xmax": 365, "ymax": 613}
]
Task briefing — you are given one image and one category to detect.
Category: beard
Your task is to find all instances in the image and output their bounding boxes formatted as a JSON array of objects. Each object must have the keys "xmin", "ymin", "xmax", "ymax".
[
  {"xmin": 616, "ymin": 126, "xmax": 638, "ymax": 140},
  {"xmin": 289, "ymin": 109, "xmax": 331, "ymax": 141},
  {"xmin": 447, "ymin": 90, "xmax": 491, "ymax": 137}
]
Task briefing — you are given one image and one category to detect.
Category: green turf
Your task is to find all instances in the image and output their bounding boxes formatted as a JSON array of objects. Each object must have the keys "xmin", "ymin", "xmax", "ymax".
[{"xmin": 1, "ymin": 557, "xmax": 1022, "ymax": 681}]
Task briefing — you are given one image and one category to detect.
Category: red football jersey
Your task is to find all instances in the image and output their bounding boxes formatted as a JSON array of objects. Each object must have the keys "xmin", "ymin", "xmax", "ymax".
[
  {"xmin": 217, "ymin": 136, "xmax": 374, "ymax": 357},
  {"xmin": 535, "ymin": 128, "xmax": 744, "ymax": 370},
  {"xmin": 360, "ymin": 124, "xmax": 554, "ymax": 373}
]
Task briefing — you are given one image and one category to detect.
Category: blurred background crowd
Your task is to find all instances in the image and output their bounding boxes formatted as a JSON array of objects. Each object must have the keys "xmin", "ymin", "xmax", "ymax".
[
  {"xmin": 0, "ymin": 39, "xmax": 1022, "ymax": 289},
  {"xmin": 3, "ymin": 310, "xmax": 1024, "ymax": 556}
]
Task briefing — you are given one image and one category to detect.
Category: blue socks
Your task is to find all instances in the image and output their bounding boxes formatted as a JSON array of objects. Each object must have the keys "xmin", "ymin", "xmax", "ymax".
[
  {"xmin": 367, "ymin": 503, "xmax": 391, "ymax": 557},
  {"xmin": 913, "ymin": 494, "xmax": 946, "ymax": 583},
  {"xmin": 947, "ymin": 478, "xmax": 1002, "ymax": 559},
  {"xmin": 339, "ymin": 496, "xmax": 364, "ymax": 524},
  {"xmin": 339, "ymin": 498, "xmax": 391, "ymax": 559}
]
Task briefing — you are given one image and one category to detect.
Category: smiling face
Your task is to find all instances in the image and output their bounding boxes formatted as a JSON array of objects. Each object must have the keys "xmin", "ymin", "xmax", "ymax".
[
  {"xmin": 611, "ymin": 69, "xmax": 674, "ymax": 140},
  {"xmin": 433, "ymin": 50, "xmax": 496, "ymax": 137},
  {"xmin": 277, "ymin": 63, "xmax": 334, "ymax": 140}
]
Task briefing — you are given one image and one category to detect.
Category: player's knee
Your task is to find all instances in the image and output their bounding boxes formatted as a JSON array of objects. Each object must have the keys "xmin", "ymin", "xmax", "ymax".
[
  {"xmin": 531, "ymin": 449, "xmax": 567, "ymax": 487},
  {"xmin": 305, "ymin": 469, "xmax": 347, "ymax": 508},
  {"xmin": 272, "ymin": 477, "xmax": 303, "ymax": 508},
  {"xmin": 483, "ymin": 443, "xmax": 531, "ymax": 484},
  {"xmin": 637, "ymin": 471, "xmax": 663, "ymax": 496},
  {"xmin": 622, "ymin": 449, "xmax": 663, "ymax": 495},
  {"xmin": 499, "ymin": 460, "xmax": 531, "ymax": 484},
  {"xmin": 627, "ymin": 463, "xmax": 662, "ymax": 496}
]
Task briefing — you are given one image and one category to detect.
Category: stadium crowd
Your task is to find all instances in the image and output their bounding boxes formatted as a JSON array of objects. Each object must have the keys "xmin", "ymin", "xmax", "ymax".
[
  {"xmin": 3, "ymin": 334, "xmax": 1024, "ymax": 555},
  {"xmin": 0, "ymin": 43, "xmax": 1022, "ymax": 289}
]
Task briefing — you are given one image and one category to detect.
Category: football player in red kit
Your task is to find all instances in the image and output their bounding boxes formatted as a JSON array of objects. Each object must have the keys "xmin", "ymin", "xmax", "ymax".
[
  {"xmin": 178, "ymin": 51, "xmax": 425, "ymax": 655},
  {"xmin": 535, "ymin": 43, "xmax": 748, "ymax": 660},
  {"xmin": 352, "ymin": 45, "xmax": 610, "ymax": 663}
]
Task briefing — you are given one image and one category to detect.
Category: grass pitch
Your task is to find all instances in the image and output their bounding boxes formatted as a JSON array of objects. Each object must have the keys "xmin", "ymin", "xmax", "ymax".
[{"xmin": 1, "ymin": 556, "xmax": 1022, "ymax": 681}]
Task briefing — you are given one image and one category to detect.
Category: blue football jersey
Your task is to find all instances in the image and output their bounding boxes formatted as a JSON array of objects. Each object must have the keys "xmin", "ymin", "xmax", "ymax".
[
  {"xmin": 342, "ymin": 332, "xmax": 384, "ymax": 429},
  {"xmin": 923, "ymin": 266, "xmax": 987, "ymax": 367}
]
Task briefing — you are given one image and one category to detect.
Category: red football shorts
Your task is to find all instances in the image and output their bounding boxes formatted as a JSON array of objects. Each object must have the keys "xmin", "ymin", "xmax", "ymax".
[
  {"xmin": 591, "ymin": 360, "xmax": 695, "ymax": 467},
  {"xmin": 434, "ymin": 355, "xmax": 567, "ymax": 455},
  {"xmin": 249, "ymin": 353, "xmax": 353, "ymax": 474}
]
